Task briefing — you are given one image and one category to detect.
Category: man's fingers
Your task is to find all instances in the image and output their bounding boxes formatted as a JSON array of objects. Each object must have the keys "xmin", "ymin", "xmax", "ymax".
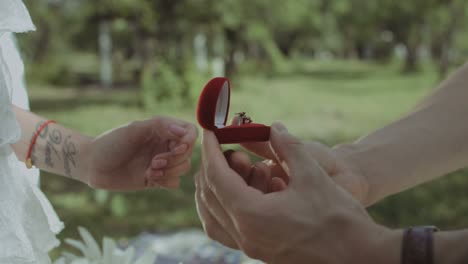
[
  {"xmin": 249, "ymin": 162, "xmax": 271, "ymax": 193},
  {"xmin": 194, "ymin": 172, "xmax": 239, "ymax": 249},
  {"xmin": 305, "ymin": 142, "xmax": 336, "ymax": 173},
  {"xmin": 231, "ymin": 116, "xmax": 275, "ymax": 159},
  {"xmin": 250, "ymin": 162, "xmax": 289, "ymax": 193},
  {"xmin": 202, "ymin": 130, "xmax": 229, "ymax": 169},
  {"xmin": 269, "ymin": 122, "xmax": 330, "ymax": 188},
  {"xmin": 229, "ymin": 117, "xmax": 275, "ymax": 160},
  {"xmin": 195, "ymin": 191, "xmax": 239, "ymax": 249},
  {"xmin": 202, "ymin": 130, "xmax": 256, "ymax": 205},
  {"xmin": 225, "ymin": 150, "xmax": 252, "ymax": 182},
  {"xmin": 269, "ymin": 122, "xmax": 310, "ymax": 170},
  {"xmin": 195, "ymin": 170, "xmax": 242, "ymax": 246},
  {"xmin": 270, "ymin": 177, "xmax": 288, "ymax": 192},
  {"xmin": 240, "ymin": 142, "xmax": 276, "ymax": 160},
  {"xmin": 266, "ymin": 161, "xmax": 290, "ymax": 185}
]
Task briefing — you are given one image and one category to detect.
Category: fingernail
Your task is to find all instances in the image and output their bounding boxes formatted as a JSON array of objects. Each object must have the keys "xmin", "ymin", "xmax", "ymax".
[
  {"xmin": 272, "ymin": 122, "xmax": 288, "ymax": 132},
  {"xmin": 152, "ymin": 159, "xmax": 168, "ymax": 169},
  {"xmin": 173, "ymin": 144, "xmax": 188, "ymax": 155},
  {"xmin": 169, "ymin": 124, "xmax": 187, "ymax": 137}
]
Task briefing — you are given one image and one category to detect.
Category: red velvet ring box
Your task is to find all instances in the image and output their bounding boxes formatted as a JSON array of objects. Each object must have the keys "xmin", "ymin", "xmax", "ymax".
[{"xmin": 197, "ymin": 77, "xmax": 271, "ymax": 144}]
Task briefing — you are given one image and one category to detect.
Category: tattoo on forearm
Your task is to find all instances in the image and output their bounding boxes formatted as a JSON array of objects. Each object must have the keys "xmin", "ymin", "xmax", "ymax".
[
  {"xmin": 36, "ymin": 121, "xmax": 49, "ymax": 139},
  {"xmin": 45, "ymin": 141, "xmax": 60, "ymax": 167},
  {"xmin": 45, "ymin": 129, "xmax": 62, "ymax": 167},
  {"xmin": 62, "ymin": 135, "xmax": 77, "ymax": 177},
  {"xmin": 49, "ymin": 129, "xmax": 62, "ymax": 144},
  {"xmin": 30, "ymin": 120, "xmax": 77, "ymax": 178}
]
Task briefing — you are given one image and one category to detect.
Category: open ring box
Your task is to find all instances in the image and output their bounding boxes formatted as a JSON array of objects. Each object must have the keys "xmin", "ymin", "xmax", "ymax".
[{"xmin": 197, "ymin": 77, "xmax": 271, "ymax": 144}]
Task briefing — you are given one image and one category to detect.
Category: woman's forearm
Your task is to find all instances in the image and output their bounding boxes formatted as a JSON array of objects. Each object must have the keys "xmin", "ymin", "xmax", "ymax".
[
  {"xmin": 336, "ymin": 63, "xmax": 468, "ymax": 205},
  {"xmin": 11, "ymin": 106, "xmax": 92, "ymax": 183}
]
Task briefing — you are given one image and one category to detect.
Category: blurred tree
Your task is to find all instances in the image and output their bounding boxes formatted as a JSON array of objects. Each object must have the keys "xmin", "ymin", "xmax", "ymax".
[
  {"xmin": 376, "ymin": 0, "xmax": 466, "ymax": 73},
  {"xmin": 429, "ymin": 0, "xmax": 467, "ymax": 78},
  {"xmin": 21, "ymin": 0, "xmax": 468, "ymax": 85},
  {"xmin": 327, "ymin": 0, "xmax": 380, "ymax": 59}
]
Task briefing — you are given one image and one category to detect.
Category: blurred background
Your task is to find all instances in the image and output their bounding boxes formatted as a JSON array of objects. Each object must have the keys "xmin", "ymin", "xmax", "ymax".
[{"xmin": 17, "ymin": 0, "xmax": 468, "ymax": 259}]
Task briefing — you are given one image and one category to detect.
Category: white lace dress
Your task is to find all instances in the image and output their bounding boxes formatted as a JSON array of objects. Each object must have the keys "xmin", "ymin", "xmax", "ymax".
[{"xmin": 0, "ymin": 1, "xmax": 64, "ymax": 263}]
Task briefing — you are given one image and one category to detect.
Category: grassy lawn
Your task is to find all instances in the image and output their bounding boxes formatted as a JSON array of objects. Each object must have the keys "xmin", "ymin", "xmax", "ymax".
[{"xmin": 31, "ymin": 60, "xmax": 450, "ymax": 257}]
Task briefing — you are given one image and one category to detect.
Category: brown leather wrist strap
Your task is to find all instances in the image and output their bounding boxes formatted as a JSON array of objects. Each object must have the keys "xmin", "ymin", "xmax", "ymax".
[{"xmin": 401, "ymin": 226, "xmax": 439, "ymax": 264}]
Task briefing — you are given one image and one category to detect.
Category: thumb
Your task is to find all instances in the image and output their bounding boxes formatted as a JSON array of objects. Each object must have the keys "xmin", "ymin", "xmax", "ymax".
[{"xmin": 270, "ymin": 122, "xmax": 329, "ymax": 189}]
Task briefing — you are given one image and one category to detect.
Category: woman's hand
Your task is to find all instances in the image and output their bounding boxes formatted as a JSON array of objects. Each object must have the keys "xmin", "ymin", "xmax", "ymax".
[
  {"xmin": 12, "ymin": 106, "xmax": 197, "ymax": 190},
  {"xmin": 82, "ymin": 117, "xmax": 197, "ymax": 191}
]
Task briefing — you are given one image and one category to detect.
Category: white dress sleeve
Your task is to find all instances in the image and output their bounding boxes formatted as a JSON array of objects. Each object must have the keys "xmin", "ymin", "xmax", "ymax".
[
  {"xmin": 0, "ymin": 1, "xmax": 64, "ymax": 263},
  {"xmin": 0, "ymin": 34, "xmax": 21, "ymax": 155},
  {"xmin": 0, "ymin": 0, "xmax": 35, "ymax": 151},
  {"xmin": 0, "ymin": 0, "xmax": 35, "ymax": 34}
]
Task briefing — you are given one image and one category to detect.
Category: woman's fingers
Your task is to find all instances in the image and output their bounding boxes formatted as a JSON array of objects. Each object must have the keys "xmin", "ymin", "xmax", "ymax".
[
  {"xmin": 146, "ymin": 159, "xmax": 191, "ymax": 187},
  {"xmin": 151, "ymin": 145, "xmax": 193, "ymax": 170},
  {"xmin": 157, "ymin": 177, "xmax": 181, "ymax": 190},
  {"xmin": 145, "ymin": 176, "xmax": 180, "ymax": 190},
  {"xmin": 150, "ymin": 118, "xmax": 198, "ymax": 170}
]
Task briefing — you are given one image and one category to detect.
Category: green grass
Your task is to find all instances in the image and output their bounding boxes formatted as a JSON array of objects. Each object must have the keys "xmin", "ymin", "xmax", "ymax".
[{"xmin": 31, "ymin": 60, "xmax": 446, "ymax": 258}]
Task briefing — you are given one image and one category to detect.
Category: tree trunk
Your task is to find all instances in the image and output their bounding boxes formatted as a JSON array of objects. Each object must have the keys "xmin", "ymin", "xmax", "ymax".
[
  {"xmin": 33, "ymin": 21, "xmax": 51, "ymax": 63},
  {"xmin": 194, "ymin": 33, "xmax": 208, "ymax": 73},
  {"xmin": 224, "ymin": 28, "xmax": 240, "ymax": 79},
  {"xmin": 404, "ymin": 43, "xmax": 419, "ymax": 73},
  {"xmin": 99, "ymin": 20, "xmax": 113, "ymax": 88},
  {"xmin": 435, "ymin": 1, "xmax": 464, "ymax": 79}
]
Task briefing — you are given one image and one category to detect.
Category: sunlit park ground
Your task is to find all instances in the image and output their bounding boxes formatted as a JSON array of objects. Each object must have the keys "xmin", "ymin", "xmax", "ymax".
[{"xmin": 29, "ymin": 59, "xmax": 468, "ymax": 258}]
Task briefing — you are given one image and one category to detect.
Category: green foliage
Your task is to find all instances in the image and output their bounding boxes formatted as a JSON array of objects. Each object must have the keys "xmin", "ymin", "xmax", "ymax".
[
  {"xmin": 110, "ymin": 194, "xmax": 129, "ymax": 218},
  {"xmin": 20, "ymin": 0, "xmax": 468, "ymax": 87},
  {"xmin": 141, "ymin": 61, "xmax": 184, "ymax": 111},
  {"xmin": 27, "ymin": 56, "xmax": 74, "ymax": 86},
  {"xmin": 371, "ymin": 169, "xmax": 468, "ymax": 228}
]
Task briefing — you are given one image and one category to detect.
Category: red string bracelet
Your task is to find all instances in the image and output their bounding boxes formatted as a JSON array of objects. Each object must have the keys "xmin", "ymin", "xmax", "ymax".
[{"xmin": 25, "ymin": 120, "xmax": 56, "ymax": 169}]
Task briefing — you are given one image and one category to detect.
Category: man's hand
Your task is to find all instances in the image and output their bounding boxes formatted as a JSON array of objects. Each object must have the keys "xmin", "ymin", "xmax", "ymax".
[
  {"xmin": 228, "ymin": 117, "xmax": 370, "ymax": 205},
  {"xmin": 240, "ymin": 139, "xmax": 370, "ymax": 205},
  {"xmin": 83, "ymin": 117, "xmax": 197, "ymax": 191},
  {"xmin": 196, "ymin": 123, "xmax": 398, "ymax": 263}
]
